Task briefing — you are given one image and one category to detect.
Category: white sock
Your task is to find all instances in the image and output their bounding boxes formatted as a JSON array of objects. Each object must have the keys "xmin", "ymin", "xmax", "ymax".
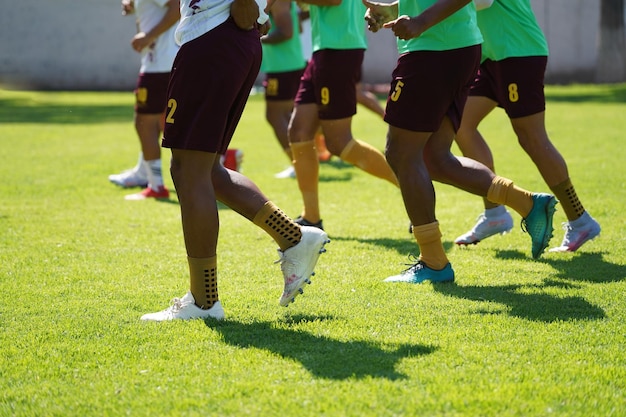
[
  {"xmin": 484, "ymin": 205, "xmax": 507, "ymax": 218},
  {"xmin": 135, "ymin": 152, "xmax": 146, "ymax": 173},
  {"xmin": 145, "ymin": 159, "xmax": 163, "ymax": 189},
  {"xmin": 569, "ymin": 211, "xmax": 590, "ymax": 228}
]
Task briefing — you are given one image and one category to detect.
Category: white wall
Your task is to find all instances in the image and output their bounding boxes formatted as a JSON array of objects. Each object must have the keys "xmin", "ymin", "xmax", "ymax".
[
  {"xmin": 0, "ymin": 0, "xmax": 607, "ymax": 90},
  {"xmin": 0, "ymin": 0, "xmax": 139, "ymax": 90},
  {"xmin": 532, "ymin": 0, "xmax": 600, "ymax": 83}
]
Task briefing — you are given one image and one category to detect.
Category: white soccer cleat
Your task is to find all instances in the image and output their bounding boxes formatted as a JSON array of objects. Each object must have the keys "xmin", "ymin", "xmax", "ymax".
[
  {"xmin": 277, "ymin": 226, "xmax": 330, "ymax": 307},
  {"xmin": 549, "ymin": 212, "xmax": 601, "ymax": 252},
  {"xmin": 108, "ymin": 168, "xmax": 148, "ymax": 188},
  {"xmin": 274, "ymin": 166, "xmax": 296, "ymax": 179},
  {"xmin": 140, "ymin": 291, "xmax": 225, "ymax": 321},
  {"xmin": 455, "ymin": 209, "xmax": 514, "ymax": 245}
]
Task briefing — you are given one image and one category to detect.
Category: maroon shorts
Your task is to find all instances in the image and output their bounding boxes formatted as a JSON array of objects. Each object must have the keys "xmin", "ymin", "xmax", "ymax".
[
  {"xmin": 294, "ymin": 49, "xmax": 364, "ymax": 120},
  {"xmin": 264, "ymin": 67, "xmax": 305, "ymax": 101},
  {"xmin": 162, "ymin": 18, "xmax": 262, "ymax": 154},
  {"xmin": 384, "ymin": 45, "xmax": 481, "ymax": 132},
  {"xmin": 470, "ymin": 56, "xmax": 547, "ymax": 118},
  {"xmin": 134, "ymin": 72, "xmax": 170, "ymax": 114}
]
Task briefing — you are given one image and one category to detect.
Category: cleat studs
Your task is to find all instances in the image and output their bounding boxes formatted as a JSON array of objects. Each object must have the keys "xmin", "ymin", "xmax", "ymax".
[{"xmin": 298, "ymin": 288, "xmax": 304, "ymax": 294}]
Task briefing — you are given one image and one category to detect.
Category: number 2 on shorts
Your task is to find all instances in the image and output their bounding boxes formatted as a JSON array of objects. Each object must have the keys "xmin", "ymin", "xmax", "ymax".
[{"xmin": 166, "ymin": 98, "xmax": 177, "ymax": 124}]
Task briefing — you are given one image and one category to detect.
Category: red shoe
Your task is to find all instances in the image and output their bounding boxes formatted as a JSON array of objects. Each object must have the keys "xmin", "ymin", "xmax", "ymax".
[
  {"xmin": 125, "ymin": 185, "xmax": 170, "ymax": 201},
  {"xmin": 220, "ymin": 149, "xmax": 243, "ymax": 171}
]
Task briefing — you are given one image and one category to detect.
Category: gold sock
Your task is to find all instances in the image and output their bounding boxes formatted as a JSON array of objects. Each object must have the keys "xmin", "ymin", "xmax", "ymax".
[
  {"xmin": 412, "ymin": 221, "xmax": 448, "ymax": 270},
  {"xmin": 487, "ymin": 176, "xmax": 534, "ymax": 218},
  {"xmin": 339, "ymin": 139, "xmax": 399, "ymax": 186},
  {"xmin": 253, "ymin": 201, "xmax": 302, "ymax": 251},
  {"xmin": 188, "ymin": 256, "xmax": 218, "ymax": 309},
  {"xmin": 291, "ymin": 140, "xmax": 321, "ymax": 222},
  {"xmin": 550, "ymin": 178, "xmax": 584, "ymax": 221},
  {"xmin": 315, "ymin": 132, "xmax": 331, "ymax": 159}
]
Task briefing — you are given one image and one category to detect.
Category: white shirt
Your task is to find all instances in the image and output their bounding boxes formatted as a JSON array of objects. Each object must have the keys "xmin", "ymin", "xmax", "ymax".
[
  {"xmin": 135, "ymin": 0, "xmax": 179, "ymax": 73},
  {"xmin": 175, "ymin": 0, "xmax": 268, "ymax": 46}
]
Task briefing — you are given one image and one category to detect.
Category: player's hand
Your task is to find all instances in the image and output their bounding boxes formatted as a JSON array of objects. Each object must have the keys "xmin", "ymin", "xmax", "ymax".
[
  {"xmin": 258, "ymin": 20, "xmax": 271, "ymax": 36},
  {"xmin": 131, "ymin": 32, "xmax": 153, "ymax": 52},
  {"xmin": 231, "ymin": 0, "xmax": 260, "ymax": 30},
  {"xmin": 362, "ymin": 0, "xmax": 397, "ymax": 33},
  {"xmin": 383, "ymin": 15, "xmax": 424, "ymax": 40},
  {"xmin": 121, "ymin": 0, "xmax": 135, "ymax": 15}
]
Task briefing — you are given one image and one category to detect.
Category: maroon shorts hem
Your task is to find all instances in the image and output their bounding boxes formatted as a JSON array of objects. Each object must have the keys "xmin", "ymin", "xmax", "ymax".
[
  {"xmin": 470, "ymin": 56, "xmax": 547, "ymax": 118},
  {"xmin": 135, "ymin": 72, "xmax": 170, "ymax": 114},
  {"xmin": 162, "ymin": 19, "xmax": 262, "ymax": 153},
  {"xmin": 295, "ymin": 49, "xmax": 364, "ymax": 120},
  {"xmin": 384, "ymin": 45, "xmax": 481, "ymax": 132},
  {"xmin": 264, "ymin": 67, "xmax": 305, "ymax": 101}
]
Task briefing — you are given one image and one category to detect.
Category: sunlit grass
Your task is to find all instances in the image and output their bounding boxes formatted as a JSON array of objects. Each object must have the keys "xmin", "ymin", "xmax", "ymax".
[{"xmin": 0, "ymin": 86, "xmax": 624, "ymax": 416}]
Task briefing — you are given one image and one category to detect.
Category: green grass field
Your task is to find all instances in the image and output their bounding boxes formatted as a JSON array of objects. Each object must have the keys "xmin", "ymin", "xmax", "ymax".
[{"xmin": 0, "ymin": 85, "xmax": 624, "ymax": 416}]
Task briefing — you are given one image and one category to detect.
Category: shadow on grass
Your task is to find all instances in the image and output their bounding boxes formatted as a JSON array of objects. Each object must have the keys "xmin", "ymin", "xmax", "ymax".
[
  {"xmin": 431, "ymin": 250, "xmax": 623, "ymax": 322},
  {"xmin": 493, "ymin": 249, "xmax": 625, "ymax": 283},
  {"xmin": 545, "ymin": 84, "xmax": 626, "ymax": 104},
  {"xmin": 541, "ymin": 251, "xmax": 626, "ymax": 283},
  {"xmin": 208, "ymin": 314, "xmax": 436, "ymax": 380},
  {"xmin": 433, "ymin": 281, "xmax": 606, "ymax": 322},
  {"xmin": 329, "ymin": 235, "xmax": 454, "ymax": 257},
  {"xmin": 318, "ymin": 158, "xmax": 355, "ymax": 183},
  {"xmin": 0, "ymin": 96, "xmax": 131, "ymax": 124}
]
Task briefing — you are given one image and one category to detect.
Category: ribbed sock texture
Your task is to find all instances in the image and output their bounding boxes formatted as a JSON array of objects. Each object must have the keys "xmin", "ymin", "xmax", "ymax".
[
  {"xmin": 550, "ymin": 178, "xmax": 584, "ymax": 221},
  {"xmin": 253, "ymin": 201, "xmax": 302, "ymax": 251},
  {"xmin": 188, "ymin": 256, "xmax": 218, "ymax": 309}
]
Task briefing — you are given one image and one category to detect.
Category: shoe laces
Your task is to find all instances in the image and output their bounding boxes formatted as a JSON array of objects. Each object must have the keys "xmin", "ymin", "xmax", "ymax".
[
  {"xmin": 559, "ymin": 222, "xmax": 574, "ymax": 243},
  {"xmin": 168, "ymin": 296, "xmax": 187, "ymax": 313},
  {"xmin": 275, "ymin": 250, "xmax": 294, "ymax": 269},
  {"xmin": 401, "ymin": 254, "xmax": 424, "ymax": 274},
  {"xmin": 520, "ymin": 218, "xmax": 529, "ymax": 234}
]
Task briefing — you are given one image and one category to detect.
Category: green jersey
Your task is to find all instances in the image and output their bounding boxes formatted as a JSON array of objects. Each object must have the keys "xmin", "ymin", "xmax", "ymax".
[
  {"xmin": 397, "ymin": 0, "xmax": 482, "ymax": 55},
  {"xmin": 310, "ymin": 0, "xmax": 367, "ymax": 52},
  {"xmin": 261, "ymin": 2, "xmax": 306, "ymax": 73},
  {"xmin": 477, "ymin": 0, "xmax": 548, "ymax": 61}
]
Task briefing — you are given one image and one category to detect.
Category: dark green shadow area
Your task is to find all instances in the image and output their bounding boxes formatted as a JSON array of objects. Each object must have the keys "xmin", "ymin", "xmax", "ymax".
[
  {"xmin": 329, "ymin": 235, "xmax": 454, "ymax": 258},
  {"xmin": 494, "ymin": 250, "xmax": 625, "ymax": 283},
  {"xmin": 430, "ymin": 250, "xmax": 624, "ymax": 322},
  {"xmin": 0, "ymin": 96, "xmax": 132, "ymax": 124},
  {"xmin": 318, "ymin": 158, "xmax": 355, "ymax": 183},
  {"xmin": 433, "ymin": 281, "xmax": 606, "ymax": 322},
  {"xmin": 208, "ymin": 314, "xmax": 436, "ymax": 380}
]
